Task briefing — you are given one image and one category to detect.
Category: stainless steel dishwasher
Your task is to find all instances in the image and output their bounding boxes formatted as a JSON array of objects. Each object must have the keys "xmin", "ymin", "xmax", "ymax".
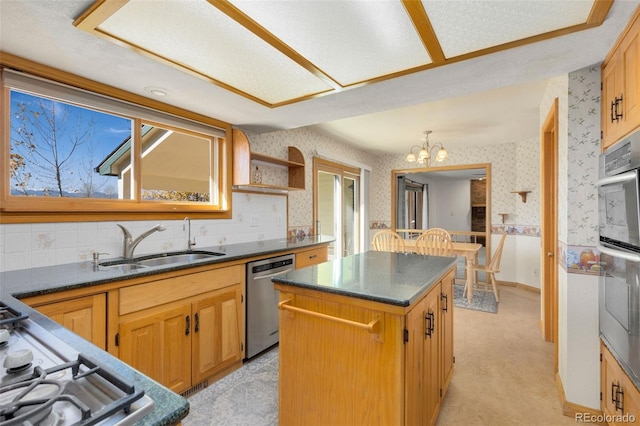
[{"xmin": 246, "ymin": 253, "xmax": 295, "ymax": 359}]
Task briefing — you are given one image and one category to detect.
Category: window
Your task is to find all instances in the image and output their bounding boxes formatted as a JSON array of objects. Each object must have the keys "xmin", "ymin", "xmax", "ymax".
[
  {"xmin": 1, "ymin": 68, "xmax": 231, "ymax": 221},
  {"xmin": 10, "ymin": 90, "xmax": 132, "ymax": 199}
]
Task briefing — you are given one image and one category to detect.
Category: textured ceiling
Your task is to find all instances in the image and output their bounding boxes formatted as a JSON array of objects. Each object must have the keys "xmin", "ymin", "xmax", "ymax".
[{"xmin": 1, "ymin": 1, "xmax": 639, "ymax": 155}]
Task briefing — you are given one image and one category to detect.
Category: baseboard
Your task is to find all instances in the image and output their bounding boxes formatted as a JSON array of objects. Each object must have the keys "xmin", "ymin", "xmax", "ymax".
[
  {"xmin": 555, "ymin": 372, "xmax": 606, "ymax": 425},
  {"xmin": 496, "ymin": 280, "xmax": 541, "ymax": 294}
]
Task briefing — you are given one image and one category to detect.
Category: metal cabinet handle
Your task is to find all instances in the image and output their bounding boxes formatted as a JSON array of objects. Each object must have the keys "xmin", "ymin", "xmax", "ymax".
[
  {"xmin": 185, "ymin": 315, "xmax": 190, "ymax": 336},
  {"xmin": 194, "ymin": 312, "xmax": 200, "ymax": 333},
  {"xmin": 425, "ymin": 312, "xmax": 431, "ymax": 338},
  {"xmin": 425, "ymin": 311, "xmax": 435, "ymax": 338},
  {"xmin": 441, "ymin": 293, "xmax": 448, "ymax": 312},
  {"xmin": 611, "ymin": 100, "xmax": 617, "ymax": 123},
  {"xmin": 615, "ymin": 94, "xmax": 624, "ymax": 122},
  {"xmin": 612, "ymin": 382, "xmax": 624, "ymax": 412}
]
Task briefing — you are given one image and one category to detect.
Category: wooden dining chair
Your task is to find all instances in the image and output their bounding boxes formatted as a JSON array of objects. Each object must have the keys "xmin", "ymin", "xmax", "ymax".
[
  {"xmin": 464, "ymin": 232, "xmax": 507, "ymax": 302},
  {"xmin": 414, "ymin": 228, "xmax": 454, "ymax": 256},
  {"xmin": 372, "ymin": 230, "xmax": 405, "ymax": 252}
]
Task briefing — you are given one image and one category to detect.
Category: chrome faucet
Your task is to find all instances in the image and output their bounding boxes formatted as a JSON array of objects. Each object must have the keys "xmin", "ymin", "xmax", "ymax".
[
  {"xmin": 183, "ymin": 217, "xmax": 196, "ymax": 251},
  {"xmin": 117, "ymin": 224, "xmax": 166, "ymax": 259}
]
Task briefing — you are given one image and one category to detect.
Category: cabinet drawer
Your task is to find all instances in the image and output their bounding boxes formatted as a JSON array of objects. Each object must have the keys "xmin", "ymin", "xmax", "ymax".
[
  {"xmin": 119, "ymin": 265, "xmax": 244, "ymax": 315},
  {"xmin": 295, "ymin": 246, "xmax": 328, "ymax": 269}
]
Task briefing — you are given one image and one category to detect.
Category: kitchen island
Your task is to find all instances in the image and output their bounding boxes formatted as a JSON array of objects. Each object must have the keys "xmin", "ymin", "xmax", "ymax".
[{"xmin": 272, "ymin": 251, "xmax": 457, "ymax": 426}]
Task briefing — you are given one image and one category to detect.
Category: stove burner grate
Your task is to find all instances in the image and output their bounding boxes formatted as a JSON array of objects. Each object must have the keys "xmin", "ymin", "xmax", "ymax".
[
  {"xmin": 0, "ymin": 302, "xmax": 29, "ymax": 328},
  {"xmin": 0, "ymin": 354, "xmax": 146, "ymax": 426}
]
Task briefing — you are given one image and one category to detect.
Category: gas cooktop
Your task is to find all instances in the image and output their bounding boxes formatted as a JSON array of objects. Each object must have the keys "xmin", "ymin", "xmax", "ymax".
[{"xmin": 0, "ymin": 302, "xmax": 154, "ymax": 425}]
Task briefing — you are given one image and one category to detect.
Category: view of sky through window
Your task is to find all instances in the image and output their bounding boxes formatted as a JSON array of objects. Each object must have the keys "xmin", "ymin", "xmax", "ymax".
[{"xmin": 9, "ymin": 90, "xmax": 132, "ymax": 198}]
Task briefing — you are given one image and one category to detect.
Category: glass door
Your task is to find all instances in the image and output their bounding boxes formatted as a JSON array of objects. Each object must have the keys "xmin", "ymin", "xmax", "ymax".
[{"xmin": 314, "ymin": 158, "xmax": 360, "ymax": 259}]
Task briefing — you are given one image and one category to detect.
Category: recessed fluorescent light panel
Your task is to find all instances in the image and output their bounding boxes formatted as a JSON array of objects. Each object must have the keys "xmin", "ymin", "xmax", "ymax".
[
  {"xmin": 74, "ymin": 0, "xmax": 606, "ymax": 108},
  {"xmin": 422, "ymin": 0, "xmax": 596, "ymax": 57},
  {"xmin": 228, "ymin": 0, "xmax": 432, "ymax": 85}
]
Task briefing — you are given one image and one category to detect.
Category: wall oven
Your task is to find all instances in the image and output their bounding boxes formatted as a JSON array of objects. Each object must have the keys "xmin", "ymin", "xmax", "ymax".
[{"xmin": 598, "ymin": 130, "xmax": 640, "ymax": 383}]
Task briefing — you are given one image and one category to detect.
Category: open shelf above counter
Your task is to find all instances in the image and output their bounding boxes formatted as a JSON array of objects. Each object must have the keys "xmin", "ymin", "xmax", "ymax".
[{"xmin": 233, "ymin": 129, "xmax": 305, "ymax": 192}]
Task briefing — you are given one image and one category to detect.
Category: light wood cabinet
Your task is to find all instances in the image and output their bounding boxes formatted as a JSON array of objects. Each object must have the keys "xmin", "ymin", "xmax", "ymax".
[
  {"xmin": 191, "ymin": 287, "xmax": 243, "ymax": 384},
  {"xmin": 116, "ymin": 265, "xmax": 245, "ymax": 394},
  {"xmin": 276, "ymin": 266, "xmax": 455, "ymax": 426},
  {"xmin": 405, "ymin": 283, "xmax": 440, "ymax": 425},
  {"xmin": 405, "ymin": 269, "xmax": 455, "ymax": 426},
  {"xmin": 440, "ymin": 271, "xmax": 455, "ymax": 396},
  {"xmin": 232, "ymin": 128, "xmax": 305, "ymax": 191},
  {"xmin": 601, "ymin": 341, "xmax": 640, "ymax": 424},
  {"xmin": 294, "ymin": 245, "xmax": 328, "ymax": 269},
  {"xmin": 602, "ymin": 7, "xmax": 640, "ymax": 150},
  {"xmin": 24, "ymin": 293, "xmax": 107, "ymax": 350},
  {"xmin": 119, "ymin": 302, "xmax": 192, "ymax": 393}
]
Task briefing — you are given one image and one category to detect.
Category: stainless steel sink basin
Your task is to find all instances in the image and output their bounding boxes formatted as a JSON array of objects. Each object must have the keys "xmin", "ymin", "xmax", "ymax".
[
  {"xmin": 100, "ymin": 250, "xmax": 225, "ymax": 269},
  {"xmin": 135, "ymin": 251, "xmax": 225, "ymax": 267},
  {"xmin": 101, "ymin": 263, "xmax": 149, "ymax": 272}
]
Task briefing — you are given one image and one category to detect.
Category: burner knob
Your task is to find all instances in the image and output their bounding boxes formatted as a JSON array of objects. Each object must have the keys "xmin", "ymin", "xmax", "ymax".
[
  {"xmin": 0, "ymin": 329, "xmax": 8, "ymax": 345},
  {"xmin": 3, "ymin": 348, "xmax": 33, "ymax": 369}
]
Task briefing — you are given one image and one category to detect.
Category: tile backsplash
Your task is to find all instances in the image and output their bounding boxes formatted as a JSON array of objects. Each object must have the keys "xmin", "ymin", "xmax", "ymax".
[{"xmin": 0, "ymin": 192, "xmax": 287, "ymax": 272}]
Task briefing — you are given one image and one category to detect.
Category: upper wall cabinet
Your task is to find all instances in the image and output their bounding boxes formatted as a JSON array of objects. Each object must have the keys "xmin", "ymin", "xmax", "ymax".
[
  {"xmin": 232, "ymin": 129, "xmax": 305, "ymax": 192},
  {"xmin": 602, "ymin": 7, "xmax": 640, "ymax": 151}
]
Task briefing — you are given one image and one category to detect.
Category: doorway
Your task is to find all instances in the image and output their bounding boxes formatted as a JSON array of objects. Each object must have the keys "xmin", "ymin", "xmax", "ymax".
[
  {"xmin": 541, "ymin": 99, "xmax": 559, "ymax": 365},
  {"xmin": 391, "ymin": 164, "xmax": 492, "ymax": 257},
  {"xmin": 313, "ymin": 158, "xmax": 360, "ymax": 259}
]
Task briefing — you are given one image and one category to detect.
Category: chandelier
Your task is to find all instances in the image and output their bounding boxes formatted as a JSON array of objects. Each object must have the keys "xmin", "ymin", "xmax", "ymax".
[{"xmin": 405, "ymin": 130, "xmax": 448, "ymax": 166}]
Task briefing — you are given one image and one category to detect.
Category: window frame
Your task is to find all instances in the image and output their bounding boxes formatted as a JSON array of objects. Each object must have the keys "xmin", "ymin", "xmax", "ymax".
[{"xmin": 0, "ymin": 55, "xmax": 232, "ymax": 223}]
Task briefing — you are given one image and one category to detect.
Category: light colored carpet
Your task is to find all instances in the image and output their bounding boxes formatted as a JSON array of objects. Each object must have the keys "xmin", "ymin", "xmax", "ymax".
[
  {"xmin": 437, "ymin": 286, "xmax": 576, "ymax": 426},
  {"xmin": 183, "ymin": 285, "xmax": 574, "ymax": 426}
]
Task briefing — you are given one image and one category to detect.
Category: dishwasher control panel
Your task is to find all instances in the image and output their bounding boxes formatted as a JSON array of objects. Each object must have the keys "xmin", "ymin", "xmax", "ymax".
[{"xmin": 251, "ymin": 258, "xmax": 294, "ymax": 274}]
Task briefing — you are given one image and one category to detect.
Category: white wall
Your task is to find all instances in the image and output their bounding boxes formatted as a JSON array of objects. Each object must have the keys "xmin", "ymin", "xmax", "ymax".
[
  {"xmin": 490, "ymin": 233, "xmax": 541, "ymax": 289},
  {"xmin": 565, "ymin": 273, "xmax": 600, "ymax": 408},
  {"xmin": 426, "ymin": 178, "xmax": 471, "ymax": 231}
]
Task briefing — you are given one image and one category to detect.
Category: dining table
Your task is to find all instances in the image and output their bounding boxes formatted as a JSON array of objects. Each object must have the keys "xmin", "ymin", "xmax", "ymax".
[{"xmin": 403, "ymin": 239, "xmax": 483, "ymax": 302}]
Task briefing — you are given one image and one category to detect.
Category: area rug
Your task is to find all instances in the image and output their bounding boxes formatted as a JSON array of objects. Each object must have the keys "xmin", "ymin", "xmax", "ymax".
[{"xmin": 453, "ymin": 283, "xmax": 498, "ymax": 314}]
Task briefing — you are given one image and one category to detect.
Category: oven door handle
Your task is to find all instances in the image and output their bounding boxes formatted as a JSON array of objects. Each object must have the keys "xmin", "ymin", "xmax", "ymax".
[
  {"xmin": 597, "ymin": 244, "xmax": 640, "ymax": 262},
  {"xmin": 596, "ymin": 171, "xmax": 638, "ymax": 187}
]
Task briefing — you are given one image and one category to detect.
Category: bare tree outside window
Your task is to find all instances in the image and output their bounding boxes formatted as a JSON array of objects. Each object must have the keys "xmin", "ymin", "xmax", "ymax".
[{"xmin": 9, "ymin": 91, "xmax": 128, "ymax": 198}]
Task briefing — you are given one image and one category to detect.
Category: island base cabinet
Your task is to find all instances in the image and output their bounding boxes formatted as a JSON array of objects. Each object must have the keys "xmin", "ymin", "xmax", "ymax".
[
  {"xmin": 440, "ymin": 271, "xmax": 455, "ymax": 396},
  {"xmin": 278, "ymin": 292, "xmax": 405, "ymax": 426},
  {"xmin": 277, "ymin": 266, "xmax": 455, "ymax": 426},
  {"xmin": 405, "ymin": 286, "xmax": 440, "ymax": 426}
]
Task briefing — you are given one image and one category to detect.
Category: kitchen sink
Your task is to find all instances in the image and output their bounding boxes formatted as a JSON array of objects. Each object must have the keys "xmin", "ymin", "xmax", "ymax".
[
  {"xmin": 135, "ymin": 250, "xmax": 225, "ymax": 267},
  {"xmin": 100, "ymin": 250, "xmax": 225, "ymax": 269},
  {"xmin": 99, "ymin": 261, "xmax": 149, "ymax": 271}
]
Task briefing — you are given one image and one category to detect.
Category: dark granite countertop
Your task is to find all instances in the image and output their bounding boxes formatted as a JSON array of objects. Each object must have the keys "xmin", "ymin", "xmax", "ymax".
[
  {"xmin": 272, "ymin": 251, "xmax": 456, "ymax": 307},
  {"xmin": 0, "ymin": 235, "xmax": 333, "ymax": 425}
]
